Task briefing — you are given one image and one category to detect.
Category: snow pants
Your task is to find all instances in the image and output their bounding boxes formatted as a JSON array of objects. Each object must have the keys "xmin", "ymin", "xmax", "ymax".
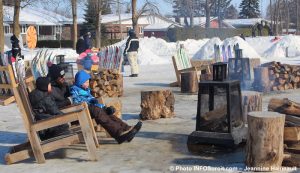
[
  {"xmin": 127, "ymin": 51, "xmax": 139, "ymax": 75},
  {"xmin": 88, "ymin": 105, "xmax": 131, "ymax": 138}
]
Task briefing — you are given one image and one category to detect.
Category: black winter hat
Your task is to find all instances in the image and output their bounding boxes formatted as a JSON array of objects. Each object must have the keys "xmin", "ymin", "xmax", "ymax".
[
  {"xmin": 36, "ymin": 77, "xmax": 50, "ymax": 92},
  {"xmin": 48, "ymin": 64, "xmax": 65, "ymax": 81}
]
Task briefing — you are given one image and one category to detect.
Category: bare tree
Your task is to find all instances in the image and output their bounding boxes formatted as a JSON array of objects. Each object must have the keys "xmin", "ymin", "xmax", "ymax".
[
  {"xmin": 13, "ymin": 0, "xmax": 21, "ymax": 37},
  {"xmin": 71, "ymin": 0, "xmax": 77, "ymax": 49},
  {"xmin": 297, "ymin": 0, "xmax": 299, "ymax": 34},
  {"xmin": 205, "ymin": 0, "xmax": 216, "ymax": 28},
  {"xmin": 0, "ymin": 0, "xmax": 4, "ymax": 54},
  {"xmin": 131, "ymin": 0, "xmax": 159, "ymax": 34},
  {"xmin": 285, "ymin": 0, "xmax": 289, "ymax": 34}
]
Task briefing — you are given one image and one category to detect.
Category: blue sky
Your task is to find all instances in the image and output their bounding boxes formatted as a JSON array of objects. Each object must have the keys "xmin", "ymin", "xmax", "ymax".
[{"xmin": 133, "ymin": 0, "xmax": 269, "ymax": 17}]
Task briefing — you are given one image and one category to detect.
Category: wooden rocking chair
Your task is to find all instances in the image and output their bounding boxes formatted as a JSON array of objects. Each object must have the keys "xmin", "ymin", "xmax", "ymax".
[{"xmin": 4, "ymin": 65, "xmax": 99, "ymax": 164}]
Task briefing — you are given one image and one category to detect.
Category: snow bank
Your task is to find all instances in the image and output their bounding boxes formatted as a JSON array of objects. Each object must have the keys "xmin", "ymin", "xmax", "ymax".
[
  {"xmin": 223, "ymin": 36, "xmax": 261, "ymax": 58},
  {"xmin": 192, "ymin": 37, "xmax": 222, "ymax": 59},
  {"xmin": 178, "ymin": 39, "xmax": 209, "ymax": 57},
  {"xmin": 263, "ymin": 35, "xmax": 300, "ymax": 58}
]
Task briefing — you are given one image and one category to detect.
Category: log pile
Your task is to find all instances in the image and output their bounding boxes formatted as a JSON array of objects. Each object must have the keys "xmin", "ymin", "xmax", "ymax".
[
  {"xmin": 261, "ymin": 61, "xmax": 300, "ymax": 91},
  {"xmin": 90, "ymin": 69, "xmax": 123, "ymax": 98},
  {"xmin": 268, "ymin": 98, "xmax": 300, "ymax": 167}
]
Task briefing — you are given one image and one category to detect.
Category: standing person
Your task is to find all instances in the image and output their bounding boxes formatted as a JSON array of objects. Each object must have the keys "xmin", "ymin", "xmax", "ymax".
[
  {"xmin": 83, "ymin": 32, "xmax": 92, "ymax": 50},
  {"xmin": 29, "ymin": 77, "xmax": 69, "ymax": 140},
  {"xmin": 10, "ymin": 35, "xmax": 21, "ymax": 59},
  {"xmin": 70, "ymin": 70, "xmax": 142, "ymax": 144},
  {"xmin": 123, "ymin": 29, "xmax": 139, "ymax": 77},
  {"xmin": 240, "ymin": 33, "xmax": 245, "ymax": 40},
  {"xmin": 76, "ymin": 35, "xmax": 86, "ymax": 55}
]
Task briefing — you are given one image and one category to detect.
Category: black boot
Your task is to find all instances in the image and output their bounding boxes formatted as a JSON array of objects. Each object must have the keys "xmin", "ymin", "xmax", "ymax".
[
  {"xmin": 115, "ymin": 127, "xmax": 137, "ymax": 144},
  {"xmin": 127, "ymin": 121, "xmax": 142, "ymax": 142}
]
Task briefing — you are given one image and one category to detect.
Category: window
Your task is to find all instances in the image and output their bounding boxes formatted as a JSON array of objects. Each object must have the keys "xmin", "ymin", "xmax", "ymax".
[
  {"xmin": 4, "ymin": 26, "xmax": 10, "ymax": 33},
  {"xmin": 21, "ymin": 25, "xmax": 27, "ymax": 34},
  {"xmin": 139, "ymin": 26, "xmax": 143, "ymax": 34}
]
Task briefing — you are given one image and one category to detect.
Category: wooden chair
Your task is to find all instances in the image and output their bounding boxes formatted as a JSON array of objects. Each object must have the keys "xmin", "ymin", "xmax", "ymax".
[
  {"xmin": 0, "ymin": 65, "xmax": 34, "ymax": 105},
  {"xmin": 170, "ymin": 48, "xmax": 199, "ymax": 87},
  {"xmin": 4, "ymin": 65, "xmax": 99, "ymax": 164}
]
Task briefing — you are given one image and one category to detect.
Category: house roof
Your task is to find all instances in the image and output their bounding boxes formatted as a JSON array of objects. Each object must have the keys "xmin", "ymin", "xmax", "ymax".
[
  {"xmin": 144, "ymin": 23, "xmax": 182, "ymax": 31},
  {"xmin": 3, "ymin": 5, "xmax": 71, "ymax": 26},
  {"xmin": 169, "ymin": 17, "xmax": 234, "ymax": 28},
  {"xmin": 223, "ymin": 18, "xmax": 270, "ymax": 28}
]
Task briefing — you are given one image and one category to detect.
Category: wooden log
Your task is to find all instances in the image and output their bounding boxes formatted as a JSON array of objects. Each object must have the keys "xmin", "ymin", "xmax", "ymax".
[
  {"xmin": 253, "ymin": 67, "xmax": 270, "ymax": 92},
  {"xmin": 282, "ymin": 152, "xmax": 300, "ymax": 167},
  {"xmin": 241, "ymin": 91, "xmax": 262, "ymax": 123},
  {"xmin": 180, "ymin": 71, "xmax": 198, "ymax": 93},
  {"xmin": 246, "ymin": 111, "xmax": 285, "ymax": 170},
  {"xmin": 268, "ymin": 98, "xmax": 300, "ymax": 117},
  {"xmin": 201, "ymin": 106, "xmax": 226, "ymax": 121},
  {"xmin": 140, "ymin": 90, "xmax": 175, "ymax": 120},
  {"xmin": 284, "ymin": 127, "xmax": 300, "ymax": 142}
]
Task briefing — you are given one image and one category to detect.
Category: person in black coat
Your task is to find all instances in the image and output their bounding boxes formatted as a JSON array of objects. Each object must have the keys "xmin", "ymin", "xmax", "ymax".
[
  {"xmin": 47, "ymin": 64, "xmax": 73, "ymax": 109},
  {"xmin": 10, "ymin": 35, "xmax": 21, "ymax": 58},
  {"xmin": 29, "ymin": 77, "xmax": 69, "ymax": 140},
  {"xmin": 123, "ymin": 29, "xmax": 139, "ymax": 77},
  {"xmin": 76, "ymin": 36, "xmax": 86, "ymax": 54}
]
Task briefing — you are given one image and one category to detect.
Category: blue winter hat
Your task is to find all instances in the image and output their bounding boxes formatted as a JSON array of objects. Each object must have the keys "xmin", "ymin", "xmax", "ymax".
[{"xmin": 75, "ymin": 70, "xmax": 91, "ymax": 87}]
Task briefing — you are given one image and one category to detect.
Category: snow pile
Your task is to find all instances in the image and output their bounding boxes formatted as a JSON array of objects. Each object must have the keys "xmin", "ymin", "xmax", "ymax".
[
  {"xmin": 192, "ymin": 37, "xmax": 222, "ymax": 59},
  {"xmin": 178, "ymin": 39, "xmax": 209, "ymax": 57},
  {"xmin": 263, "ymin": 35, "xmax": 300, "ymax": 58},
  {"xmin": 223, "ymin": 36, "xmax": 261, "ymax": 58}
]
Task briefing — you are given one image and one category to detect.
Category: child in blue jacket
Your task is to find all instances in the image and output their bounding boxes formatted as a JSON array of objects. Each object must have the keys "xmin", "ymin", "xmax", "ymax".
[{"xmin": 70, "ymin": 70, "xmax": 142, "ymax": 144}]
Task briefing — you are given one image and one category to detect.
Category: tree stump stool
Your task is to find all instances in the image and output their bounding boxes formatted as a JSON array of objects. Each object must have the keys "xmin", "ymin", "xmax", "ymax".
[
  {"xmin": 253, "ymin": 67, "xmax": 270, "ymax": 92},
  {"xmin": 140, "ymin": 90, "xmax": 175, "ymax": 120},
  {"xmin": 181, "ymin": 71, "xmax": 198, "ymax": 93},
  {"xmin": 241, "ymin": 91, "xmax": 262, "ymax": 123},
  {"xmin": 246, "ymin": 111, "xmax": 285, "ymax": 171}
]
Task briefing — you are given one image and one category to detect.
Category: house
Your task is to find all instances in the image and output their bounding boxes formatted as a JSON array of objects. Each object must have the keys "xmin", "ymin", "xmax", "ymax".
[
  {"xmin": 223, "ymin": 18, "xmax": 270, "ymax": 28},
  {"xmin": 99, "ymin": 13, "xmax": 182, "ymax": 39},
  {"xmin": 169, "ymin": 17, "xmax": 235, "ymax": 28},
  {"xmin": 143, "ymin": 23, "xmax": 182, "ymax": 38},
  {"xmin": 3, "ymin": 5, "xmax": 72, "ymax": 43}
]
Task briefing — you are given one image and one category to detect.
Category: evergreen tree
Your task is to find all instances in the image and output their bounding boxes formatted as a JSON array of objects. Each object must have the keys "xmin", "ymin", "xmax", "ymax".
[{"xmin": 239, "ymin": 0, "xmax": 260, "ymax": 18}]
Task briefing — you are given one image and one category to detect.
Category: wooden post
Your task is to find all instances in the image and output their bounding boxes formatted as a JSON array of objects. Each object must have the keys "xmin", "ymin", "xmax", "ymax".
[
  {"xmin": 241, "ymin": 91, "xmax": 262, "ymax": 123},
  {"xmin": 181, "ymin": 71, "xmax": 198, "ymax": 93},
  {"xmin": 246, "ymin": 111, "xmax": 285, "ymax": 170},
  {"xmin": 140, "ymin": 90, "xmax": 175, "ymax": 120},
  {"xmin": 253, "ymin": 67, "xmax": 270, "ymax": 92}
]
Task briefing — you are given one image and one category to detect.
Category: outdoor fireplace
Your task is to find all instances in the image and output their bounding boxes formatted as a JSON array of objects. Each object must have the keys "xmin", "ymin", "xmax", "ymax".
[
  {"xmin": 196, "ymin": 80, "xmax": 243, "ymax": 133},
  {"xmin": 212, "ymin": 62, "xmax": 227, "ymax": 81},
  {"xmin": 228, "ymin": 49, "xmax": 251, "ymax": 85},
  {"xmin": 187, "ymin": 79, "xmax": 244, "ymax": 149}
]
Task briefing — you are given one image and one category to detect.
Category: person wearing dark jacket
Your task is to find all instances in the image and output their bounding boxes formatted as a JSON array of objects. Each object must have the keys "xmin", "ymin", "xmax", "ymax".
[
  {"xmin": 76, "ymin": 36, "xmax": 86, "ymax": 54},
  {"xmin": 70, "ymin": 70, "xmax": 142, "ymax": 144},
  {"xmin": 10, "ymin": 35, "xmax": 21, "ymax": 58},
  {"xmin": 47, "ymin": 64, "xmax": 73, "ymax": 109},
  {"xmin": 83, "ymin": 32, "xmax": 92, "ymax": 50},
  {"xmin": 123, "ymin": 29, "xmax": 139, "ymax": 77},
  {"xmin": 29, "ymin": 77, "xmax": 69, "ymax": 140}
]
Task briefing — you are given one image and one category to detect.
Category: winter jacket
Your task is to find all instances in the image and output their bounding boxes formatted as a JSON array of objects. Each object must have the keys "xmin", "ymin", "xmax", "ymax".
[
  {"xmin": 76, "ymin": 37, "xmax": 86, "ymax": 54},
  {"xmin": 124, "ymin": 36, "xmax": 139, "ymax": 54},
  {"xmin": 70, "ymin": 70, "xmax": 104, "ymax": 108},
  {"xmin": 29, "ymin": 89, "xmax": 69, "ymax": 140},
  {"xmin": 11, "ymin": 35, "xmax": 21, "ymax": 58},
  {"xmin": 49, "ymin": 80, "xmax": 72, "ymax": 109},
  {"xmin": 84, "ymin": 35, "xmax": 92, "ymax": 50}
]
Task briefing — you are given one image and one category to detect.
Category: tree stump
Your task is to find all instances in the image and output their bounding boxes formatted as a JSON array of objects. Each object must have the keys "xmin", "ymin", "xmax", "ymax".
[
  {"xmin": 140, "ymin": 90, "xmax": 175, "ymax": 120},
  {"xmin": 241, "ymin": 91, "xmax": 262, "ymax": 123},
  {"xmin": 181, "ymin": 71, "xmax": 198, "ymax": 93},
  {"xmin": 246, "ymin": 111, "xmax": 285, "ymax": 170},
  {"xmin": 253, "ymin": 67, "xmax": 270, "ymax": 92}
]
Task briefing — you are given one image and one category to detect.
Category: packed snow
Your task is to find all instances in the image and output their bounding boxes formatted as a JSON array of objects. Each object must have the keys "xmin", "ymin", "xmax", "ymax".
[{"xmin": 17, "ymin": 35, "xmax": 300, "ymax": 66}]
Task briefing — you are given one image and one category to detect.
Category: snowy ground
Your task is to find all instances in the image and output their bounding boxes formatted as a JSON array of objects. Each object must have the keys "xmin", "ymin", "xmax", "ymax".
[
  {"xmin": 0, "ymin": 64, "xmax": 299, "ymax": 173},
  {"xmin": 0, "ymin": 35, "xmax": 300, "ymax": 172}
]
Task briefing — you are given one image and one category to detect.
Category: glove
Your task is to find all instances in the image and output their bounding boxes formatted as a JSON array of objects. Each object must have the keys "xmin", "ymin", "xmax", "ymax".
[
  {"xmin": 95, "ymin": 103, "xmax": 105, "ymax": 109},
  {"xmin": 105, "ymin": 106, "xmax": 116, "ymax": 115},
  {"xmin": 90, "ymin": 98, "xmax": 98, "ymax": 104}
]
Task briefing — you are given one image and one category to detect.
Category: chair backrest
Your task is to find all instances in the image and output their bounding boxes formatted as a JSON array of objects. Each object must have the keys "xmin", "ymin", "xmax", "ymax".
[
  {"xmin": 174, "ymin": 48, "xmax": 192, "ymax": 71},
  {"xmin": 14, "ymin": 66, "xmax": 36, "ymax": 128}
]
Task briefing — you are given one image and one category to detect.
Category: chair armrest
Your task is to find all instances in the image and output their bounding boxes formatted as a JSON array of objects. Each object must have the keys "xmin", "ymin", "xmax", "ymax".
[
  {"xmin": 179, "ymin": 67, "xmax": 197, "ymax": 72},
  {"xmin": 60, "ymin": 103, "xmax": 85, "ymax": 114}
]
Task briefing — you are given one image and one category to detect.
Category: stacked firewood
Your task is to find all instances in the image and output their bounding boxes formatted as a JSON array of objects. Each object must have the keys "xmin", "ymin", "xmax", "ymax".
[
  {"xmin": 90, "ymin": 69, "xmax": 123, "ymax": 98},
  {"xmin": 268, "ymin": 98, "xmax": 300, "ymax": 167},
  {"xmin": 262, "ymin": 61, "xmax": 300, "ymax": 91}
]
